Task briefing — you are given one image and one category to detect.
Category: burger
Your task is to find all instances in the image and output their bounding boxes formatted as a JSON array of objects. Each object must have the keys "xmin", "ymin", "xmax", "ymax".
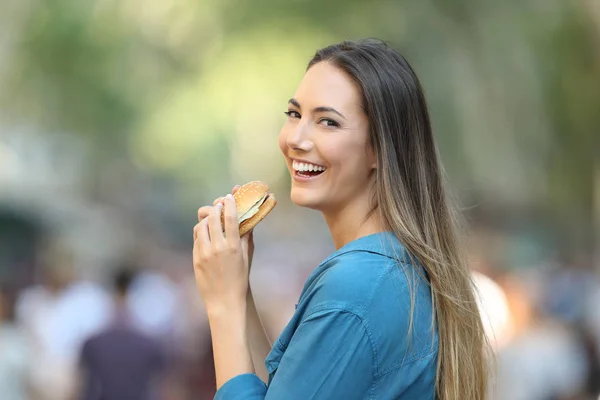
[{"xmin": 220, "ymin": 181, "xmax": 276, "ymax": 236}]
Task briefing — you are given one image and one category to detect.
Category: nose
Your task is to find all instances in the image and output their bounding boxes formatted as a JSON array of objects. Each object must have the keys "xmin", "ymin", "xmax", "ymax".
[{"xmin": 286, "ymin": 121, "xmax": 313, "ymax": 152}]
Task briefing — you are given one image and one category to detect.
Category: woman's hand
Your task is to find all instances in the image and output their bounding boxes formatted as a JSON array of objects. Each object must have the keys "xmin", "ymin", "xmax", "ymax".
[{"xmin": 193, "ymin": 193, "xmax": 250, "ymax": 315}]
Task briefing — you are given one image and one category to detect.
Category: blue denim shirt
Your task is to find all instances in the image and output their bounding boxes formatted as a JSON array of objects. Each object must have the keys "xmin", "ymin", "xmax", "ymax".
[{"xmin": 215, "ymin": 232, "xmax": 438, "ymax": 400}]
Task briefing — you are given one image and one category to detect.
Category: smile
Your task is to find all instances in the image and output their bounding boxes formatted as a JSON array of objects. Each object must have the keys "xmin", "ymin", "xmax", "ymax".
[{"xmin": 292, "ymin": 160, "xmax": 327, "ymax": 180}]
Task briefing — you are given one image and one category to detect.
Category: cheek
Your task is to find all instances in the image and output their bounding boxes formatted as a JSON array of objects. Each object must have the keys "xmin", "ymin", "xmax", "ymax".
[
  {"xmin": 325, "ymin": 138, "xmax": 363, "ymax": 166},
  {"xmin": 278, "ymin": 127, "xmax": 287, "ymax": 154},
  {"xmin": 333, "ymin": 141, "xmax": 372, "ymax": 178},
  {"xmin": 320, "ymin": 141, "xmax": 344, "ymax": 166}
]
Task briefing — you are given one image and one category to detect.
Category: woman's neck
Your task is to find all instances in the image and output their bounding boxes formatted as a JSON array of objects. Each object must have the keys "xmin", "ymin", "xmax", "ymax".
[{"xmin": 322, "ymin": 199, "xmax": 385, "ymax": 250}]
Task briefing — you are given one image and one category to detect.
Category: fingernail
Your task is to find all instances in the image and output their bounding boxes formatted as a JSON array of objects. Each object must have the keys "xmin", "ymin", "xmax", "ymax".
[
  {"xmin": 226, "ymin": 194, "xmax": 234, "ymax": 200},
  {"xmin": 216, "ymin": 203, "xmax": 223, "ymax": 209}
]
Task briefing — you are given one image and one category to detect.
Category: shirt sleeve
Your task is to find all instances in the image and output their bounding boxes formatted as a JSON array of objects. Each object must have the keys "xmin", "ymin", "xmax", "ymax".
[
  {"xmin": 215, "ymin": 308, "xmax": 374, "ymax": 400},
  {"xmin": 215, "ymin": 374, "xmax": 267, "ymax": 400}
]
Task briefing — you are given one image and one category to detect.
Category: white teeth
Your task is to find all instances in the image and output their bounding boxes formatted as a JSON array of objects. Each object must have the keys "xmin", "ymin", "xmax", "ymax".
[{"xmin": 293, "ymin": 160, "xmax": 326, "ymax": 172}]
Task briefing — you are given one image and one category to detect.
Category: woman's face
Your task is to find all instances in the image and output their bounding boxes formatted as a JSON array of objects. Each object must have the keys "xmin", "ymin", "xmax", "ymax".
[{"xmin": 278, "ymin": 62, "xmax": 376, "ymax": 213}]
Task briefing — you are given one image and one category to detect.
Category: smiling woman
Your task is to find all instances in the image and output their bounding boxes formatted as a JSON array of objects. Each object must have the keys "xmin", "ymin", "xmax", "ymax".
[{"xmin": 193, "ymin": 38, "xmax": 491, "ymax": 400}]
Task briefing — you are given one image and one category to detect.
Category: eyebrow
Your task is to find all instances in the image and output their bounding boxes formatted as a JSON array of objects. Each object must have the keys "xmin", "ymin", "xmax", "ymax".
[{"xmin": 288, "ymin": 98, "xmax": 347, "ymax": 120}]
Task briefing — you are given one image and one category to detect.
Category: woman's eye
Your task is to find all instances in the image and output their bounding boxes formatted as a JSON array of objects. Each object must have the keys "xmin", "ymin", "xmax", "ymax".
[
  {"xmin": 319, "ymin": 118, "xmax": 339, "ymax": 128},
  {"xmin": 284, "ymin": 110, "xmax": 301, "ymax": 119}
]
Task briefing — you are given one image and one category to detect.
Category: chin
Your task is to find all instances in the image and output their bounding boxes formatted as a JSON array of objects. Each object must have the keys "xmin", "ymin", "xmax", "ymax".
[{"xmin": 289, "ymin": 186, "xmax": 323, "ymax": 210}]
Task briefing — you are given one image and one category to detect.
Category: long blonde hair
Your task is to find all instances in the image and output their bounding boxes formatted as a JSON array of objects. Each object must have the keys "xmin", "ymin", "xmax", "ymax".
[{"xmin": 309, "ymin": 39, "xmax": 491, "ymax": 399}]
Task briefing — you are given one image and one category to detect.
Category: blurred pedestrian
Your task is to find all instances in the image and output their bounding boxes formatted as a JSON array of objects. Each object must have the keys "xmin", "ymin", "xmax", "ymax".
[
  {"xmin": 76, "ymin": 266, "xmax": 168, "ymax": 400},
  {"xmin": 0, "ymin": 286, "xmax": 32, "ymax": 400},
  {"xmin": 15, "ymin": 240, "xmax": 110, "ymax": 400}
]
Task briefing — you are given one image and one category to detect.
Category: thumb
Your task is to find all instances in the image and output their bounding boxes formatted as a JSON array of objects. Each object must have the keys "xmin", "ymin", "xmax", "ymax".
[
  {"xmin": 241, "ymin": 229, "xmax": 255, "ymax": 250},
  {"xmin": 241, "ymin": 229, "xmax": 254, "ymax": 243},
  {"xmin": 240, "ymin": 234, "xmax": 250, "ymax": 259}
]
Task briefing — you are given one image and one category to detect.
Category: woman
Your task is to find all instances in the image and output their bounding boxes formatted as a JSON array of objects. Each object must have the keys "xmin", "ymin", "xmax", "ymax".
[{"xmin": 193, "ymin": 39, "xmax": 490, "ymax": 399}]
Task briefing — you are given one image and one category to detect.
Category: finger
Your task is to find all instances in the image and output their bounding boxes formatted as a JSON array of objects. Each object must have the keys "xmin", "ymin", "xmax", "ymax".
[
  {"xmin": 193, "ymin": 222, "xmax": 201, "ymax": 242},
  {"xmin": 196, "ymin": 218, "xmax": 210, "ymax": 247},
  {"xmin": 208, "ymin": 203, "xmax": 225, "ymax": 246},
  {"xmin": 212, "ymin": 196, "xmax": 225, "ymax": 206},
  {"xmin": 198, "ymin": 206, "xmax": 213, "ymax": 222},
  {"xmin": 240, "ymin": 232, "xmax": 249, "ymax": 255},
  {"xmin": 223, "ymin": 194, "xmax": 240, "ymax": 245},
  {"xmin": 246, "ymin": 229, "xmax": 254, "ymax": 250},
  {"xmin": 232, "ymin": 185, "xmax": 241, "ymax": 195},
  {"xmin": 240, "ymin": 230, "xmax": 252, "ymax": 248}
]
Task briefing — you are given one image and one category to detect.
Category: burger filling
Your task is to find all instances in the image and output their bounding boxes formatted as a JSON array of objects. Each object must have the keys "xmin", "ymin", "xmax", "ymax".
[{"xmin": 238, "ymin": 194, "xmax": 268, "ymax": 224}]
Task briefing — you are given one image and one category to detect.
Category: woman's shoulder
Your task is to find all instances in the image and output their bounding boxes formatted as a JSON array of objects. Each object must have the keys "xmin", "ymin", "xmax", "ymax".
[
  {"xmin": 295, "ymin": 232, "xmax": 437, "ymax": 379},
  {"xmin": 300, "ymin": 232, "xmax": 429, "ymax": 316},
  {"xmin": 313, "ymin": 250, "xmax": 431, "ymax": 314},
  {"xmin": 313, "ymin": 250, "xmax": 397, "ymax": 307}
]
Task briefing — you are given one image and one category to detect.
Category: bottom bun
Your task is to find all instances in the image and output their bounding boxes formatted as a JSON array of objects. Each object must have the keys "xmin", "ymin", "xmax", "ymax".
[{"xmin": 239, "ymin": 194, "xmax": 277, "ymax": 236}]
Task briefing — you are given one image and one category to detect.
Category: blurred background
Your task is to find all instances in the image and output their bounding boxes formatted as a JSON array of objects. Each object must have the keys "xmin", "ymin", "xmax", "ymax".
[{"xmin": 0, "ymin": 0, "xmax": 598, "ymax": 399}]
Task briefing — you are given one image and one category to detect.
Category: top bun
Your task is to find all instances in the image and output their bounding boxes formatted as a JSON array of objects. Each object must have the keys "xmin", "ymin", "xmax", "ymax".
[{"xmin": 233, "ymin": 181, "xmax": 270, "ymax": 216}]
